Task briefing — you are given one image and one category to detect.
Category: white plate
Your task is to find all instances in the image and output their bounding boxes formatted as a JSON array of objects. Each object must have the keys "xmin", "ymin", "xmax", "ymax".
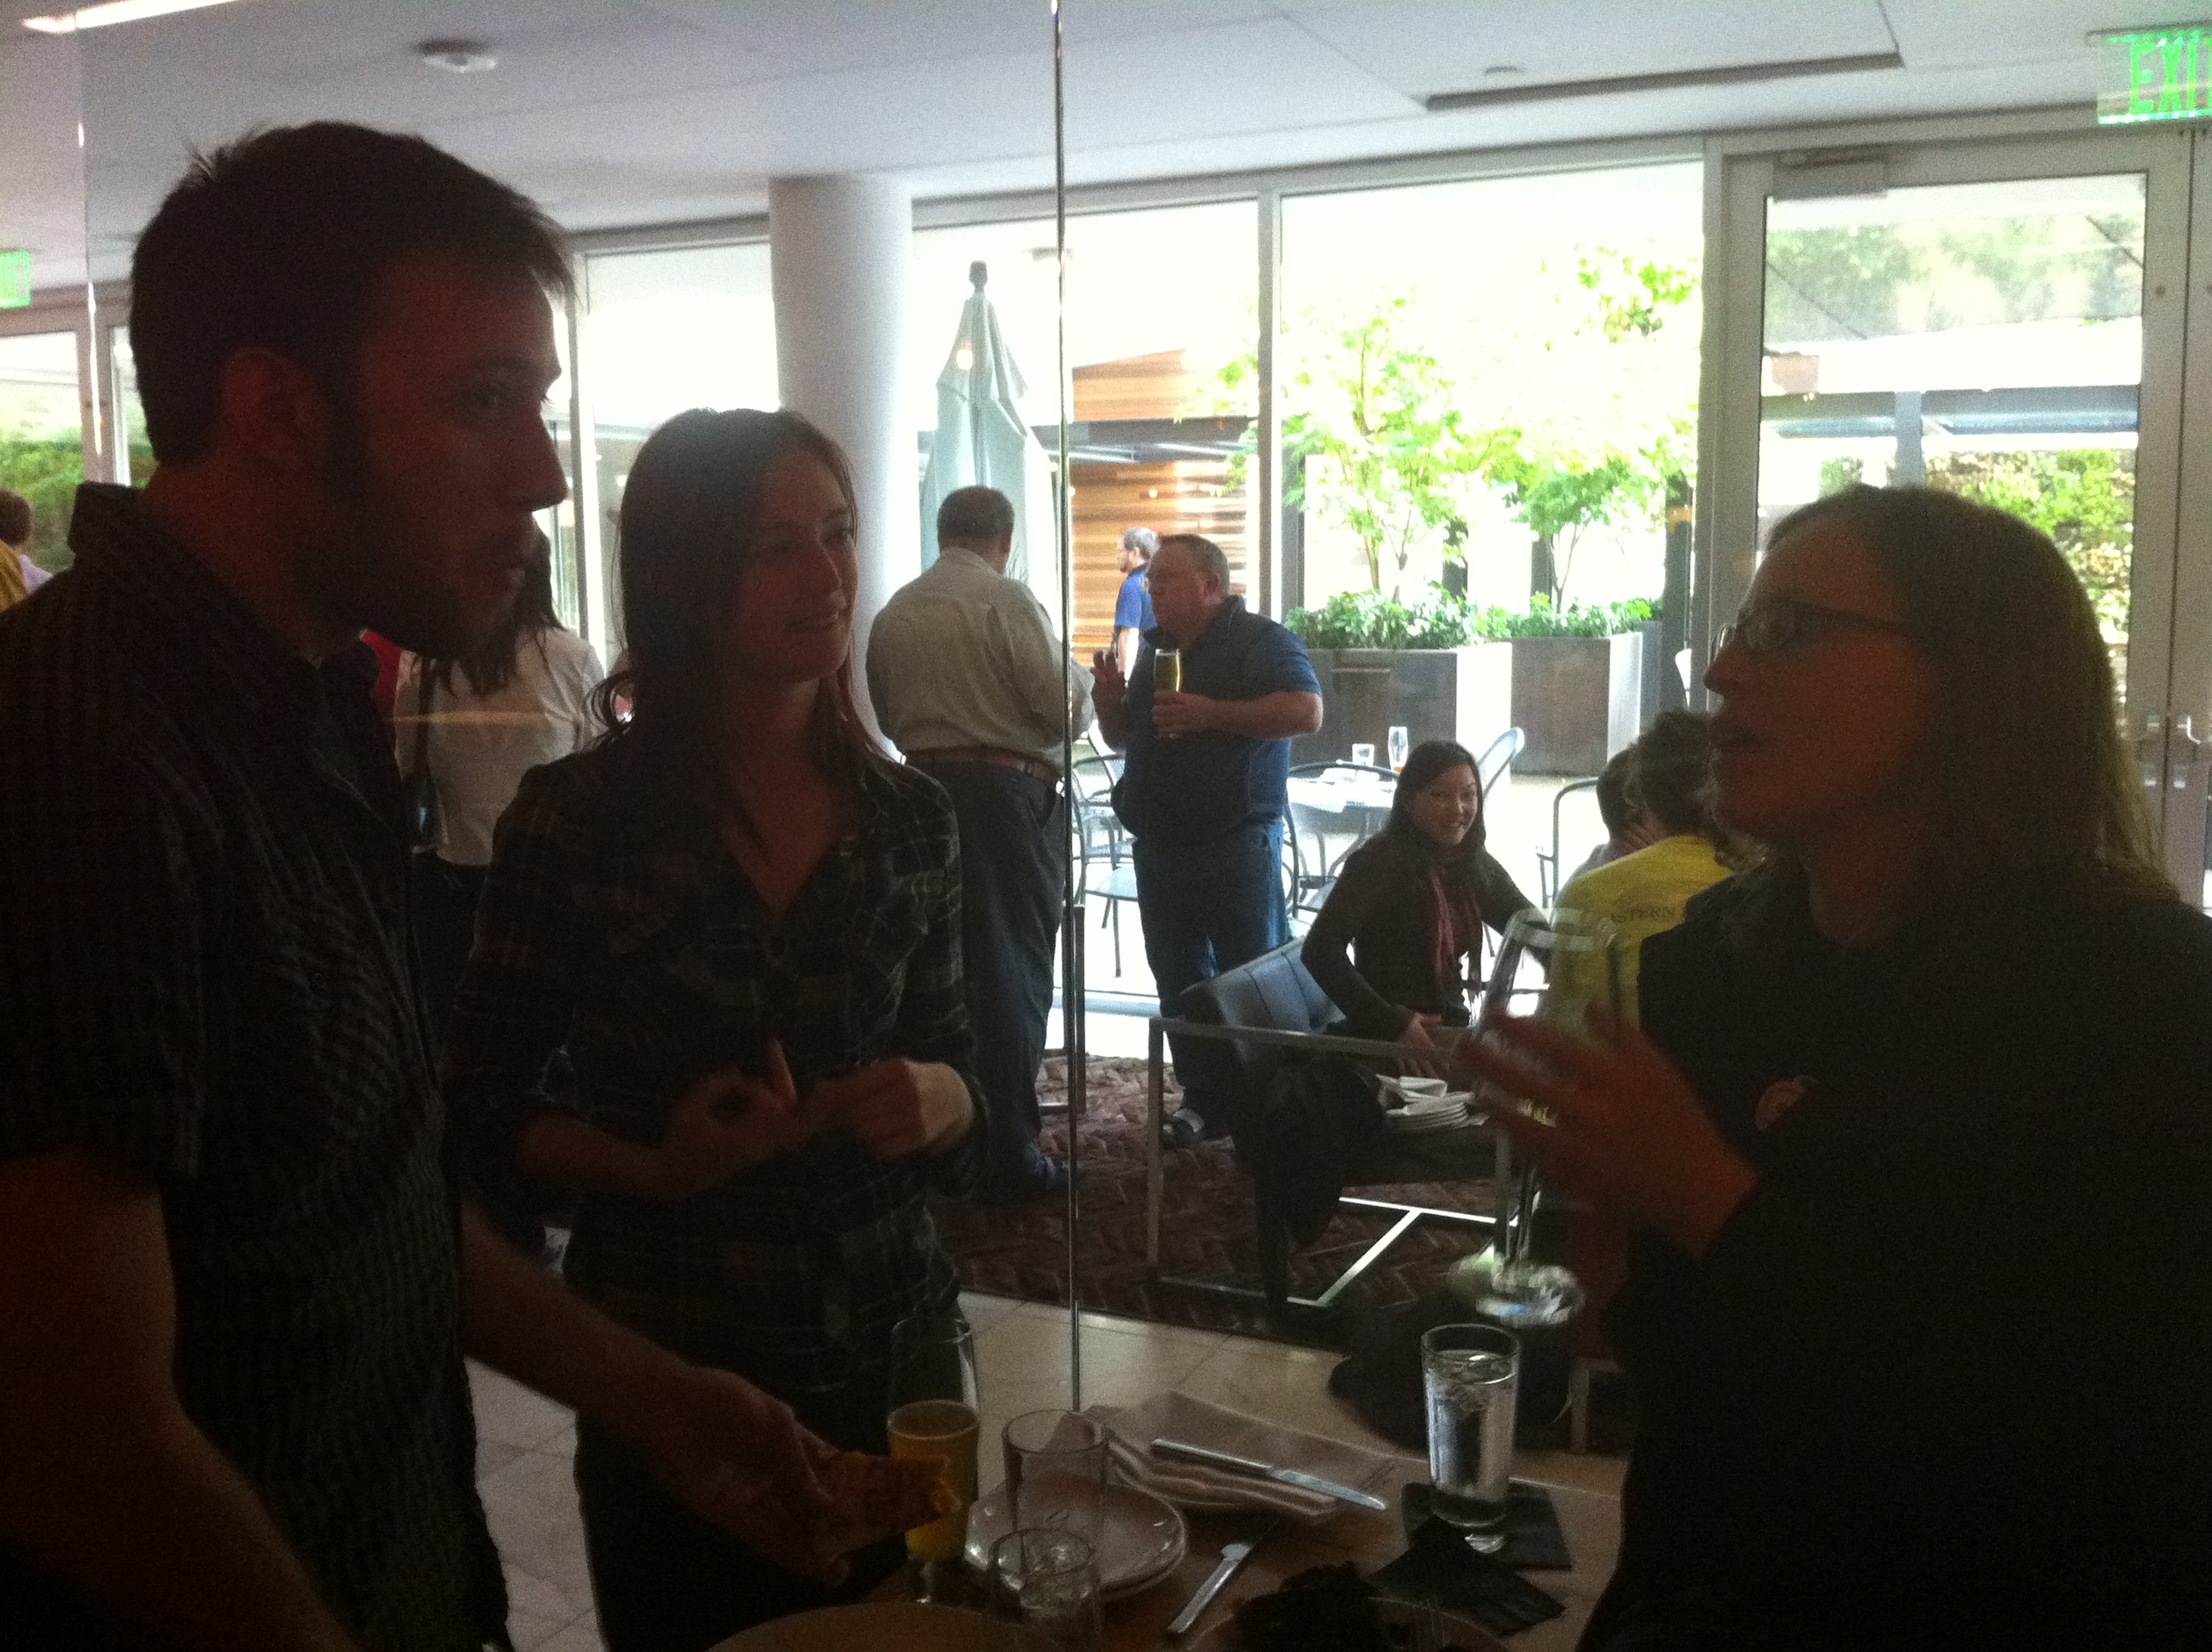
[
  {"xmin": 1387, "ymin": 1106, "xmax": 1470, "ymax": 1132},
  {"xmin": 963, "ymin": 1480, "xmax": 1189, "ymax": 1600},
  {"xmin": 1398, "ymin": 1091, "xmax": 1470, "ymax": 1119},
  {"xmin": 713, "ymin": 1603, "xmax": 1052, "ymax": 1651},
  {"xmin": 1383, "ymin": 1075, "xmax": 1449, "ymax": 1103}
]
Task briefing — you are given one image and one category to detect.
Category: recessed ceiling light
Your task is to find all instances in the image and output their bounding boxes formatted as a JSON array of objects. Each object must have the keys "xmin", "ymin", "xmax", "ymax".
[
  {"xmin": 1482, "ymin": 64, "xmax": 1526, "ymax": 79},
  {"xmin": 22, "ymin": 0, "xmax": 249, "ymax": 32},
  {"xmin": 417, "ymin": 38, "xmax": 498, "ymax": 74}
]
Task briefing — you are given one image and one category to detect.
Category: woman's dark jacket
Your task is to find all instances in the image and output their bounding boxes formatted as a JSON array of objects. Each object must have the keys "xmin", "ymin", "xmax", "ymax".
[
  {"xmin": 1299, "ymin": 829, "xmax": 1535, "ymax": 1037},
  {"xmin": 1582, "ymin": 875, "xmax": 2212, "ymax": 1649}
]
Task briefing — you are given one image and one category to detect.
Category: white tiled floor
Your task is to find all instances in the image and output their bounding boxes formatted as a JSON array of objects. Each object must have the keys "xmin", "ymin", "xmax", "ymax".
[{"xmin": 469, "ymin": 1291, "xmax": 1624, "ymax": 1651}]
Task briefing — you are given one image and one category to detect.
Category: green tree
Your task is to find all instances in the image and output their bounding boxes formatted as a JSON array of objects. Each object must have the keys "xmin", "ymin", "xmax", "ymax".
[
  {"xmin": 0, "ymin": 432, "xmax": 84, "ymax": 573},
  {"xmin": 1922, "ymin": 448, "xmax": 2134, "ymax": 638},
  {"xmin": 1274, "ymin": 300, "xmax": 1521, "ymax": 595}
]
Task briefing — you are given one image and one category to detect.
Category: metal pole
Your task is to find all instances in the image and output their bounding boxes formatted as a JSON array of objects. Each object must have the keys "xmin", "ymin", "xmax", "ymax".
[{"xmin": 1051, "ymin": 0, "xmax": 1085, "ymax": 1413}]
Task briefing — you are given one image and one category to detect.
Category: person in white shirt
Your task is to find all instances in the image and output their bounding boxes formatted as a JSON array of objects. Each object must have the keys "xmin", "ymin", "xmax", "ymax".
[
  {"xmin": 395, "ymin": 538, "xmax": 603, "ymax": 1039},
  {"xmin": 867, "ymin": 485, "xmax": 1092, "ymax": 1201}
]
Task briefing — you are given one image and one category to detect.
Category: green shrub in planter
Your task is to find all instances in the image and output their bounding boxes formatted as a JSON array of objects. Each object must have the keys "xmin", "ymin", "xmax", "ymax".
[{"xmin": 1287, "ymin": 585, "xmax": 1656, "ymax": 650}]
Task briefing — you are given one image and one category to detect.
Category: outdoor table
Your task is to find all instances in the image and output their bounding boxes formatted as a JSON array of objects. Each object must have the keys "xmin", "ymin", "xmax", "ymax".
[{"xmin": 876, "ymin": 1454, "xmax": 1618, "ymax": 1649}]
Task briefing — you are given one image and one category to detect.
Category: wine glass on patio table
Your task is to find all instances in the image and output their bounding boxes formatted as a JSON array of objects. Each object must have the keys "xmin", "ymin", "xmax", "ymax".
[
  {"xmin": 1451, "ymin": 907, "xmax": 1622, "ymax": 1329},
  {"xmin": 888, "ymin": 1312, "xmax": 981, "ymax": 1603}
]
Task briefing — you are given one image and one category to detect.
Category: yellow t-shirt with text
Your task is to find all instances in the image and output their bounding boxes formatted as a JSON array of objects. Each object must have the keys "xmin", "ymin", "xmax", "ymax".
[{"xmin": 1551, "ymin": 834, "xmax": 1732, "ymax": 1026}]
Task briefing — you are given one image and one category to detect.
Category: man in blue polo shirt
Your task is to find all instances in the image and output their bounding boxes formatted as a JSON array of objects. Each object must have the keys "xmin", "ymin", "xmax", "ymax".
[
  {"xmin": 1111, "ymin": 526, "xmax": 1156, "ymax": 673},
  {"xmin": 1092, "ymin": 533, "xmax": 1323, "ymax": 1149}
]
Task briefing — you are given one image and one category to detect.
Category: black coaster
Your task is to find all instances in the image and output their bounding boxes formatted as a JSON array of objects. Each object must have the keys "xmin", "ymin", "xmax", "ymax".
[
  {"xmin": 1369, "ymin": 1518, "xmax": 1567, "ymax": 1637},
  {"xmin": 1401, "ymin": 1479, "xmax": 1573, "ymax": 1571}
]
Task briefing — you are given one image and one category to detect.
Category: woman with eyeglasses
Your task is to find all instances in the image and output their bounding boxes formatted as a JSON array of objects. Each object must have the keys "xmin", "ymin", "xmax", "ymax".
[{"xmin": 1464, "ymin": 485, "xmax": 2211, "ymax": 1647}]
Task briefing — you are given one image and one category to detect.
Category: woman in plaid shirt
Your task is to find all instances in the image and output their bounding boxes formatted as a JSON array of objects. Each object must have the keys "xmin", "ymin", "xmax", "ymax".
[{"xmin": 444, "ymin": 408, "xmax": 990, "ymax": 1652}]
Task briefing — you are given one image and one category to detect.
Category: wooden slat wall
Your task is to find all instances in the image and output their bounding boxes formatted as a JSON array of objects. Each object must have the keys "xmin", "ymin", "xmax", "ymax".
[
  {"xmin": 1064, "ymin": 348, "xmax": 1249, "ymax": 660},
  {"xmin": 1069, "ymin": 462, "xmax": 1249, "ymax": 661}
]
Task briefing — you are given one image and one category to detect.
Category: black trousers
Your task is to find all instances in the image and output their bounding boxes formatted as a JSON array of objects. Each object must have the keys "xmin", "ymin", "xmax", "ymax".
[
  {"xmin": 573, "ymin": 1390, "xmax": 905, "ymax": 1652},
  {"xmin": 928, "ymin": 763, "xmax": 1065, "ymax": 1187}
]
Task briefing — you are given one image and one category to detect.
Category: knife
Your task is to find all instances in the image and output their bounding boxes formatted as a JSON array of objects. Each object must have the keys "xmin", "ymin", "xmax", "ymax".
[
  {"xmin": 1150, "ymin": 1437, "xmax": 1388, "ymax": 1511},
  {"xmin": 1166, "ymin": 1539, "xmax": 1254, "ymax": 1638}
]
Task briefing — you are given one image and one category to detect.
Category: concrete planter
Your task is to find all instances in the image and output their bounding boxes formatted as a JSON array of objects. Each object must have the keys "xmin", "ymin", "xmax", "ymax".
[
  {"xmin": 1291, "ymin": 644, "xmax": 1515, "ymax": 768},
  {"xmin": 1507, "ymin": 631, "xmax": 1645, "ymax": 777}
]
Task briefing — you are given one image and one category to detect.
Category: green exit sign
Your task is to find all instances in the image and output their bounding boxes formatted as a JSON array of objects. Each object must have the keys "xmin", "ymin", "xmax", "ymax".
[
  {"xmin": 2098, "ymin": 24, "xmax": 2212, "ymax": 123},
  {"xmin": 0, "ymin": 251, "xmax": 30, "ymax": 309}
]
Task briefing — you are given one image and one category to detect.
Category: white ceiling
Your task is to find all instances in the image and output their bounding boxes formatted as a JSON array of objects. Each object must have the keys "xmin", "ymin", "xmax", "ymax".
[{"xmin": 0, "ymin": 0, "xmax": 2183, "ymax": 292}]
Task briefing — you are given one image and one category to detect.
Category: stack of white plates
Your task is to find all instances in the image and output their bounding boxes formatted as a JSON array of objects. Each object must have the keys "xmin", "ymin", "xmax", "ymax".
[{"xmin": 1385, "ymin": 1091, "xmax": 1471, "ymax": 1132}]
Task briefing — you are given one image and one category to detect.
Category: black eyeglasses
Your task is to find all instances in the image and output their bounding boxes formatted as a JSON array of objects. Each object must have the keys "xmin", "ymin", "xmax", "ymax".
[{"xmin": 1716, "ymin": 599, "xmax": 1918, "ymax": 657}]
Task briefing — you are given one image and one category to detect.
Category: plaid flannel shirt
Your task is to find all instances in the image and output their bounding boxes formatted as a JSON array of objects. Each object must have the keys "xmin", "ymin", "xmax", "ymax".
[
  {"xmin": 0, "ymin": 485, "xmax": 502, "ymax": 1650},
  {"xmin": 443, "ymin": 742, "xmax": 987, "ymax": 1402}
]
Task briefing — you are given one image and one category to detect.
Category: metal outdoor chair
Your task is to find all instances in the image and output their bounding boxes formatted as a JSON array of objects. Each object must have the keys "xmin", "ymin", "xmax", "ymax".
[
  {"xmin": 1144, "ymin": 941, "xmax": 1500, "ymax": 1320},
  {"xmin": 1283, "ymin": 760, "xmax": 1398, "ymax": 922},
  {"xmin": 1475, "ymin": 726, "xmax": 1524, "ymax": 797},
  {"xmin": 1071, "ymin": 753, "xmax": 1139, "ymax": 976},
  {"xmin": 1534, "ymin": 776, "xmax": 1604, "ymax": 907}
]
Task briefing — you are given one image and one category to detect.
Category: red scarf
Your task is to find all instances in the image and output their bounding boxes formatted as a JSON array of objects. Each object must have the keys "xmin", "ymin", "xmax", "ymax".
[{"xmin": 1422, "ymin": 858, "xmax": 1486, "ymax": 998}]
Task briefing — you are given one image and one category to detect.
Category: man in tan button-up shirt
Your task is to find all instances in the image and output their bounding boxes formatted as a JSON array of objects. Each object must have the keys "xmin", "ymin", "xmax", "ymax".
[{"xmin": 868, "ymin": 486, "xmax": 1091, "ymax": 1202}]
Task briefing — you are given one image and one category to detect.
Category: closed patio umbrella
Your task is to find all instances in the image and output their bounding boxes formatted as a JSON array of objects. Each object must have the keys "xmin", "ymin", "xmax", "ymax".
[{"xmin": 920, "ymin": 261, "xmax": 1062, "ymax": 625}]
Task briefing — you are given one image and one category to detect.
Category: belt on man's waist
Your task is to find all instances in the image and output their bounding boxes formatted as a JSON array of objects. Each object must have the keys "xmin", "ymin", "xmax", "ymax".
[{"xmin": 908, "ymin": 745, "xmax": 1060, "ymax": 785}]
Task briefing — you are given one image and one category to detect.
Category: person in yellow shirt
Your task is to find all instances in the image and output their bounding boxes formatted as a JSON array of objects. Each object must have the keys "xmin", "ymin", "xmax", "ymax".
[
  {"xmin": 1555, "ymin": 710, "xmax": 1735, "ymax": 1023},
  {"xmin": 0, "ymin": 490, "xmax": 32, "ymax": 612}
]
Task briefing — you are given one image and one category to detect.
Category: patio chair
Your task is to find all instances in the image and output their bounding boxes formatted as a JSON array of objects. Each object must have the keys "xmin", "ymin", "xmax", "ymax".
[
  {"xmin": 1144, "ymin": 941, "xmax": 1500, "ymax": 1320},
  {"xmin": 1474, "ymin": 725, "xmax": 1523, "ymax": 796},
  {"xmin": 1072, "ymin": 753, "xmax": 1139, "ymax": 975},
  {"xmin": 1284, "ymin": 760, "xmax": 1398, "ymax": 920}
]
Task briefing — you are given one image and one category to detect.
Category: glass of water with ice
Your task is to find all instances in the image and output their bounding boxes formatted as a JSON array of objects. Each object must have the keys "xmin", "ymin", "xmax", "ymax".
[{"xmin": 1421, "ymin": 1323, "xmax": 1520, "ymax": 1552}]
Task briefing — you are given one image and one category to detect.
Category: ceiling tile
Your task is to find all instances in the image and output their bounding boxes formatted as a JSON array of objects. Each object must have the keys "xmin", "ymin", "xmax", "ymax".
[{"xmin": 1289, "ymin": 0, "xmax": 1899, "ymax": 99}]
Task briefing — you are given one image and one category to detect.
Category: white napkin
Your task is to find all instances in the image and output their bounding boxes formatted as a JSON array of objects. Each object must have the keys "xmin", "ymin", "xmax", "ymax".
[{"xmin": 1083, "ymin": 1389, "xmax": 1395, "ymax": 1524}]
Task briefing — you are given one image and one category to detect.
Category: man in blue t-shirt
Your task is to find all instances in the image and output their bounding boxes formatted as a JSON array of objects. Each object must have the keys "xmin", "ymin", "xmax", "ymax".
[
  {"xmin": 1092, "ymin": 533, "xmax": 1323, "ymax": 1148},
  {"xmin": 1111, "ymin": 526, "xmax": 1156, "ymax": 674}
]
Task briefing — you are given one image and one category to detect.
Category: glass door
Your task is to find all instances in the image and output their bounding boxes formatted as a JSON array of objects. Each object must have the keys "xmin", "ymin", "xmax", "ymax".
[{"xmin": 1698, "ymin": 123, "xmax": 2206, "ymax": 897}]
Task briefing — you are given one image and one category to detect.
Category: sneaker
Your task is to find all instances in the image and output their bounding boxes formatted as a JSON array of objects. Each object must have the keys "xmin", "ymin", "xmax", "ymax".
[{"xmin": 1159, "ymin": 1106, "xmax": 1217, "ymax": 1151}]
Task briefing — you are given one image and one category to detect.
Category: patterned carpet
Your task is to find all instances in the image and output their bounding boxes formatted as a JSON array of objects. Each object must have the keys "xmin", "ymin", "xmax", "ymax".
[{"xmin": 928, "ymin": 1055, "xmax": 1505, "ymax": 1347}]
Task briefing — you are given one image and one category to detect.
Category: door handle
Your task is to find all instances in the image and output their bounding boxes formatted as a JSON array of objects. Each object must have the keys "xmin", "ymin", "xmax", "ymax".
[
  {"xmin": 2168, "ymin": 713, "xmax": 2202, "ymax": 792},
  {"xmin": 2137, "ymin": 711, "xmax": 2168, "ymax": 791}
]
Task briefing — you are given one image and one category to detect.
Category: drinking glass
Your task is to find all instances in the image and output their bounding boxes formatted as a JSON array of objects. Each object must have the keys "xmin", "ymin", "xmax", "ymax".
[
  {"xmin": 989, "ymin": 1528, "xmax": 1104, "ymax": 1647},
  {"xmin": 1350, "ymin": 742, "xmax": 1377, "ymax": 766},
  {"xmin": 1454, "ymin": 908, "xmax": 1622, "ymax": 1329},
  {"xmin": 1387, "ymin": 724, "xmax": 1410, "ymax": 771},
  {"xmin": 1002, "ymin": 1411, "xmax": 1108, "ymax": 1546},
  {"xmin": 888, "ymin": 1312, "xmax": 981, "ymax": 1602},
  {"xmin": 1421, "ymin": 1323, "xmax": 1520, "ymax": 1552},
  {"xmin": 1154, "ymin": 648, "xmax": 1182, "ymax": 693}
]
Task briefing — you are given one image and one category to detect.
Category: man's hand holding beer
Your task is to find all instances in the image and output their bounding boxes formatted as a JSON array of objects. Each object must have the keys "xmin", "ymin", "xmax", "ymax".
[{"xmin": 1151, "ymin": 689, "xmax": 1220, "ymax": 737}]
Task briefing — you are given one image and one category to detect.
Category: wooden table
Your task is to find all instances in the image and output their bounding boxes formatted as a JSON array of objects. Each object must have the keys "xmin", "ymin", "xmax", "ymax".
[{"xmin": 880, "ymin": 1456, "xmax": 1619, "ymax": 1649}]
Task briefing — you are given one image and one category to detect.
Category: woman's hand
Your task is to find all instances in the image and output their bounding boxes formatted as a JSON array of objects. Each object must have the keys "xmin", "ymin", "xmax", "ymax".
[
  {"xmin": 805, "ymin": 1060, "xmax": 975, "ymax": 1160},
  {"xmin": 1398, "ymin": 1012, "xmax": 1446, "ymax": 1081},
  {"xmin": 1454, "ymin": 1010, "xmax": 1757, "ymax": 1257},
  {"xmin": 649, "ymin": 1041, "xmax": 811, "ymax": 1198}
]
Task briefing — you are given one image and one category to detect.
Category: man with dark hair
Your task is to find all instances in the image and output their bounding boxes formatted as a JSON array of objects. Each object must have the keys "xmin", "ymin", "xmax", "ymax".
[
  {"xmin": 1111, "ymin": 525, "xmax": 1156, "ymax": 673},
  {"xmin": 1091, "ymin": 532, "xmax": 1323, "ymax": 1148},
  {"xmin": 0, "ymin": 124, "xmax": 839, "ymax": 1652},
  {"xmin": 868, "ymin": 484, "xmax": 1091, "ymax": 1201}
]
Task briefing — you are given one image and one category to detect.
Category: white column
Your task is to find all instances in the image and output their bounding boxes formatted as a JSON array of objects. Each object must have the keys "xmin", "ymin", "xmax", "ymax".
[{"xmin": 769, "ymin": 176, "xmax": 914, "ymax": 736}]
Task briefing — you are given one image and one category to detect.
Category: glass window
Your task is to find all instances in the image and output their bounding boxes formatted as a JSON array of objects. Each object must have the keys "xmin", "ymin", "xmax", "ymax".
[
  {"xmin": 580, "ymin": 241, "xmax": 777, "ymax": 652},
  {"xmin": 1280, "ymin": 164, "xmax": 1704, "ymax": 617},
  {"xmin": 0, "ymin": 330, "xmax": 85, "ymax": 575},
  {"xmin": 911, "ymin": 201, "xmax": 1258, "ymax": 660},
  {"xmin": 1760, "ymin": 174, "xmax": 2145, "ymax": 683}
]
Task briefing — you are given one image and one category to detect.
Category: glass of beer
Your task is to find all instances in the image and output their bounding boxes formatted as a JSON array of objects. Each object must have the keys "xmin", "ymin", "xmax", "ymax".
[
  {"xmin": 888, "ymin": 1312, "xmax": 981, "ymax": 1600},
  {"xmin": 1154, "ymin": 648, "xmax": 1182, "ymax": 694}
]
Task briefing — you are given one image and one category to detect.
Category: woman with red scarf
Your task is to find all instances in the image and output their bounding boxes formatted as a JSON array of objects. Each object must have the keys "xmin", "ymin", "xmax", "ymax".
[{"xmin": 1300, "ymin": 739, "xmax": 1535, "ymax": 1050}]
